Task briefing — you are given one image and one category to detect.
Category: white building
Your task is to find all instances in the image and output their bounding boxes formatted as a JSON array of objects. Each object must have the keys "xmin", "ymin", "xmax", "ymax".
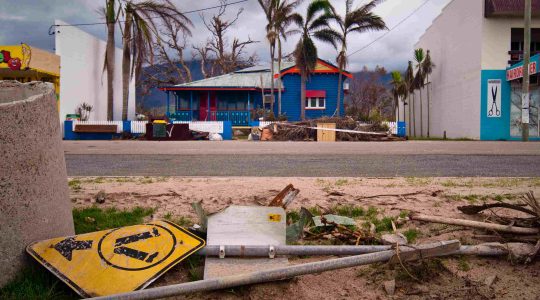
[
  {"xmin": 402, "ymin": 0, "xmax": 540, "ymax": 140},
  {"xmin": 54, "ymin": 20, "xmax": 135, "ymax": 122}
]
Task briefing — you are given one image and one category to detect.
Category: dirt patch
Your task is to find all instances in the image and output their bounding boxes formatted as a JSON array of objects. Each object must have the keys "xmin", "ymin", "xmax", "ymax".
[{"xmin": 69, "ymin": 177, "xmax": 540, "ymax": 299}]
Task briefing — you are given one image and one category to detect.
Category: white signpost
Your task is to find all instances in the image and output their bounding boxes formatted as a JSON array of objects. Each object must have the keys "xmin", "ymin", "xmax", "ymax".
[{"xmin": 487, "ymin": 79, "xmax": 502, "ymax": 118}]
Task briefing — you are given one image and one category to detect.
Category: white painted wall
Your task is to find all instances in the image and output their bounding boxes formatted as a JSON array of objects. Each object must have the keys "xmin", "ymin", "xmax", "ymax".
[
  {"xmin": 413, "ymin": 0, "xmax": 484, "ymax": 139},
  {"xmin": 482, "ymin": 17, "xmax": 540, "ymax": 70},
  {"xmin": 55, "ymin": 20, "xmax": 135, "ymax": 121}
]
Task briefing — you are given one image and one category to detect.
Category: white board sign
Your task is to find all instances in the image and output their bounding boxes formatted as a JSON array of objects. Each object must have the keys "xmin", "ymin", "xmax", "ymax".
[{"xmin": 487, "ymin": 79, "xmax": 501, "ymax": 118}]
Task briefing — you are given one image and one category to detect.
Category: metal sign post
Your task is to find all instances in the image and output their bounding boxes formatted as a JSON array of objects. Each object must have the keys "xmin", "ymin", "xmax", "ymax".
[{"xmin": 522, "ymin": 0, "xmax": 532, "ymax": 141}]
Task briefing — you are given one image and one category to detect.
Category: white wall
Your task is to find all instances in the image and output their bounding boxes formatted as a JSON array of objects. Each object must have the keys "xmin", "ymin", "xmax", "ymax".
[
  {"xmin": 413, "ymin": 0, "xmax": 484, "ymax": 139},
  {"xmin": 55, "ymin": 20, "xmax": 135, "ymax": 121},
  {"xmin": 482, "ymin": 17, "xmax": 540, "ymax": 70}
]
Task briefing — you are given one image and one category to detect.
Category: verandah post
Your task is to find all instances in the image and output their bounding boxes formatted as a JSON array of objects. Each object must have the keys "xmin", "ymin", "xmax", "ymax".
[
  {"xmin": 190, "ymin": 91, "xmax": 193, "ymax": 120},
  {"xmin": 207, "ymin": 92, "xmax": 210, "ymax": 121},
  {"xmin": 248, "ymin": 92, "xmax": 251, "ymax": 124},
  {"xmin": 166, "ymin": 91, "xmax": 170, "ymax": 118}
]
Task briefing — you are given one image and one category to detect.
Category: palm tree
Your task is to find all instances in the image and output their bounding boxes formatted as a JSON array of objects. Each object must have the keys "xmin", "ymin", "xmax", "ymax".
[
  {"xmin": 330, "ymin": 0, "xmax": 386, "ymax": 117},
  {"xmin": 119, "ymin": 0, "xmax": 192, "ymax": 120},
  {"xmin": 422, "ymin": 49, "xmax": 435, "ymax": 137},
  {"xmin": 405, "ymin": 61, "xmax": 414, "ymax": 137},
  {"xmin": 257, "ymin": 0, "xmax": 278, "ymax": 112},
  {"xmin": 104, "ymin": 0, "xmax": 116, "ymax": 121},
  {"xmin": 413, "ymin": 48, "xmax": 425, "ymax": 137},
  {"xmin": 274, "ymin": 0, "xmax": 303, "ymax": 116},
  {"xmin": 390, "ymin": 71, "xmax": 406, "ymax": 123},
  {"xmin": 293, "ymin": 0, "xmax": 338, "ymax": 120}
]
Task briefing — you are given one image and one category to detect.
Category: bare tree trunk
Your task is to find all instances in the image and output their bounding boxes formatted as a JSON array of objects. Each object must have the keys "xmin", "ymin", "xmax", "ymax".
[
  {"xmin": 269, "ymin": 44, "xmax": 275, "ymax": 113},
  {"xmin": 121, "ymin": 15, "xmax": 132, "ymax": 121},
  {"xmin": 301, "ymin": 73, "xmax": 306, "ymax": 120},
  {"xmin": 337, "ymin": 72, "xmax": 343, "ymax": 117},
  {"xmin": 277, "ymin": 38, "xmax": 283, "ymax": 116},
  {"xmin": 408, "ymin": 95, "xmax": 412, "ymax": 136},
  {"xmin": 412, "ymin": 92, "xmax": 416, "ymax": 137},
  {"xmin": 106, "ymin": 5, "xmax": 115, "ymax": 121},
  {"xmin": 419, "ymin": 86, "xmax": 423, "ymax": 137},
  {"xmin": 427, "ymin": 76, "xmax": 431, "ymax": 137}
]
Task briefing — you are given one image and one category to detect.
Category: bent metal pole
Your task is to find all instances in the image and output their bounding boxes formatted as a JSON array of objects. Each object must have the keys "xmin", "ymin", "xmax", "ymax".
[
  {"xmin": 91, "ymin": 240, "xmax": 460, "ymax": 300},
  {"xmin": 196, "ymin": 244, "xmax": 508, "ymax": 258}
]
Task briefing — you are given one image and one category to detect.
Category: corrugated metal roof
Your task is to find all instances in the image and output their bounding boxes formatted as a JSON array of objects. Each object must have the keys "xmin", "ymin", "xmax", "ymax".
[
  {"xmin": 485, "ymin": 0, "xmax": 540, "ymax": 17},
  {"xmin": 174, "ymin": 61, "xmax": 296, "ymax": 89}
]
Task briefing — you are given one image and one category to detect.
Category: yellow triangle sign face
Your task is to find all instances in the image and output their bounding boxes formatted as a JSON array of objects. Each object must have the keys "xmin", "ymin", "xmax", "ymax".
[{"xmin": 27, "ymin": 220, "xmax": 205, "ymax": 297}]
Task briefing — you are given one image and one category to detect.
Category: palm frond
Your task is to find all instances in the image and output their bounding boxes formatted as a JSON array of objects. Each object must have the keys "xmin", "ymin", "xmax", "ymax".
[{"xmin": 312, "ymin": 28, "xmax": 340, "ymax": 50}]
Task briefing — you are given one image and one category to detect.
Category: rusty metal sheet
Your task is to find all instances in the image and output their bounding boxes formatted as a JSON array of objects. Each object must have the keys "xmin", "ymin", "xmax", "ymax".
[{"xmin": 26, "ymin": 220, "xmax": 204, "ymax": 298}]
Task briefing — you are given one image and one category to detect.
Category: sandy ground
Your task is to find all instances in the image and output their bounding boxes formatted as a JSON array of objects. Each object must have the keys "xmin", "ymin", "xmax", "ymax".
[{"xmin": 69, "ymin": 177, "xmax": 540, "ymax": 299}]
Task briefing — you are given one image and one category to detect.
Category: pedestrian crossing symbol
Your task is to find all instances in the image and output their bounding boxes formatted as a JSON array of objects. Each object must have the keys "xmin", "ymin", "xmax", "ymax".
[{"xmin": 27, "ymin": 220, "xmax": 205, "ymax": 297}]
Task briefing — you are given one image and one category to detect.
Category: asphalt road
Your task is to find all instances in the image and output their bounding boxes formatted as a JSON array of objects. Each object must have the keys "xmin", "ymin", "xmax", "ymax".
[{"xmin": 64, "ymin": 141, "xmax": 540, "ymax": 177}]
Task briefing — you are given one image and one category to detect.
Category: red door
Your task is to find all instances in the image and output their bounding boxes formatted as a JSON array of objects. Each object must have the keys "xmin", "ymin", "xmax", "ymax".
[{"xmin": 199, "ymin": 91, "xmax": 217, "ymax": 121}]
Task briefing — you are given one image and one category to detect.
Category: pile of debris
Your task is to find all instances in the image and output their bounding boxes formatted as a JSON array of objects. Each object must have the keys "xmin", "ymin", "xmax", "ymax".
[{"xmin": 265, "ymin": 117, "xmax": 404, "ymax": 141}]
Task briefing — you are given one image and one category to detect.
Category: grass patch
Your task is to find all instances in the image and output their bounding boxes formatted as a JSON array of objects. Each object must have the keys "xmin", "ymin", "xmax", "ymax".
[
  {"xmin": 67, "ymin": 179, "xmax": 82, "ymax": 192},
  {"xmin": 185, "ymin": 256, "xmax": 204, "ymax": 281},
  {"xmin": 399, "ymin": 210, "xmax": 410, "ymax": 218},
  {"xmin": 333, "ymin": 205, "xmax": 365, "ymax": 218},
  {"xmin": 334, "ymin": 178, "xmax": 349, "ymax": 187},
  {"xmin": 396, "ymin": 258, "xmax": 445, "ymax": 282},
  {"xmin": 139, "ymin": 177, "xmax": 154, "ymax": 184},
  {"xmin": 163, "ymin": 213, "xmax": 193, "ymax": 227},
  {"xmin": 405, "ymin": 177, "xmax": 431, "ymax": 186},
  {"xmin": 457, "ymin": 256, "xmax": 471, "ymax": 271},
  {"xmin": 403, "ymin": 229, "xmax": 420, "ymax": 243},
  {"xmin": 287, "ymin": 210, "xmax": 300, "ymax": 224},
  {"xmin": 0, "ymin": 266, "xmax": 77, "ymax": 300},
  {"xmin": 73, "ymin": 206, "xmax": 155, "ymax": 234}
]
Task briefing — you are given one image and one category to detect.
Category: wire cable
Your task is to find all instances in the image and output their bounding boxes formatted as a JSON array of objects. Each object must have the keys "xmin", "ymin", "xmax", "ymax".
[
  {"xmin": 50, "ymin": 0, "xmax": 249, "ymax": 28},
  {"xmin": 347, "ymin": 0, "xmax": 431, "ymax": 58}
]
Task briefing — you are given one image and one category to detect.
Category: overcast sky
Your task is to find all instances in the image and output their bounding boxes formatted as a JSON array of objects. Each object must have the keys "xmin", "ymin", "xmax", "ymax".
[{"xmin": 0, "ymin": 0, "xmax": 450, "ymax": 72}]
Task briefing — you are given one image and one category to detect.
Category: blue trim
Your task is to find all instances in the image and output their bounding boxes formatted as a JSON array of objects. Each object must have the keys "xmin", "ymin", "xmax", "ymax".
[
  {"xmin": 480, "ymin": 70, "xmax": 510, "ymax": 140},
  {"xmin": 166, "ymin": 91, "xmax": 170, "ymax": 117},
  {"xmin": 222, "ymin": 121, "xmax": 233, "ymax": 140},
  {"xmin": 123, "ymin": 121, "xmax": 131, "ymax": 133}
]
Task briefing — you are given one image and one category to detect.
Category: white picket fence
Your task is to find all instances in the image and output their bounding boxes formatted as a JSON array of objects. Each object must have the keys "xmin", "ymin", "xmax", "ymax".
[
  {"xmin": 72, "ymin": 120, "xmax": 124, "ymax": 133},
  {"xmin": 131, "ymin": 121, "xmax": 148, "ymax": 134},
  {"xmin": 130, "ymin": 121, "xmax": 224, "ymax": 134}
]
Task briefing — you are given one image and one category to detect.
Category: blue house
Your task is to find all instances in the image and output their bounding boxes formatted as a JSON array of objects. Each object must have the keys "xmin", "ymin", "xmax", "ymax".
[{"xmin": 160, "ymin": 58, "xmax": 352, "ymax": 125}]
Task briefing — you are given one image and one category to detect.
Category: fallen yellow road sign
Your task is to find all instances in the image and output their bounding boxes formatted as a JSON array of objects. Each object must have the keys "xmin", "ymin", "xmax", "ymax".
[{"xmin": 27, "ymin": 220, "xmax": 205, "ymax": 297}]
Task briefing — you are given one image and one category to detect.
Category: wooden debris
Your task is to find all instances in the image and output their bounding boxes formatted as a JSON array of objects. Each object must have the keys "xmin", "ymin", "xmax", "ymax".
[
  {"xmin": 381, "ymin": 233, "xmax": 407, "ymax": 245},
  {"xmin": 383, "ymin": 280, "xmax": 396, "ymax": 296},
  {"xmin": 268, "ymin": 184, "xmax": 300, "ymax": 208},
  {"xmin": 410, "ymin": 213, "xmax": 539, "ymax": 235},
  {"xmin": 458, "ymin": 202, "xmax": 538, "ymax": 217},
  {"xmin": 356, "ymin": 190, "xmax": 442, "ymax": 200}
]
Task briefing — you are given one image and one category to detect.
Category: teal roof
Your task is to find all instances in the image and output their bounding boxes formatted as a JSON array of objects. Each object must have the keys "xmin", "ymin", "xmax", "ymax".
[{"xmin": 174, "ymin": 61, "xmax": 295, "ymax": 89}]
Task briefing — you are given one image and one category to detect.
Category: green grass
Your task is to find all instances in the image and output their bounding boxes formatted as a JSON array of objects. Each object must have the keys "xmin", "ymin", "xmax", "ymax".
[
  {"xmin": 163, "ymin": 213, "xmax": 193, "ymax": 227},
  {"xmin": 405, "ymin": 177, "xmax": 432, "ymax": 186},
  {"xmin": 403, "ymin": 229, "xmax": 420, "ymax": 243},
  {"xmin": 67, "ymin": 179, "xmax": 82, "ymax": 191},
  {"xmin": 73, "ymin": 206, "xmax": 155, "ymax": 234},
  {"xmin": 0, "ymin": 266, "xmax": 77, "ymax": 300},
  {"xmin": 334, "ymin": 178, "xmax": 349, "ymax": 187},
  {"xmin": 333, "ymin": 205, "xmax": 365, "ymax": 218},
  {"xmin": 457, "ymin": 256, "xmax": 471, "ymax": 271}
]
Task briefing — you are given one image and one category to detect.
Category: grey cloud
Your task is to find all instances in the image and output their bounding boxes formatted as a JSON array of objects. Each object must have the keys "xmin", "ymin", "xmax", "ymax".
[{"xmin": 0, "ymin": 0, "xmax": 450, "ymax": 72}]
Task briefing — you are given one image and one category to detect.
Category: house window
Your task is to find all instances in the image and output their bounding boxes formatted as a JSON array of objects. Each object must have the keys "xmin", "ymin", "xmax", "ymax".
[{"xmin": 305, "ymin": 97, "xmax": 326, "ymax": 109}]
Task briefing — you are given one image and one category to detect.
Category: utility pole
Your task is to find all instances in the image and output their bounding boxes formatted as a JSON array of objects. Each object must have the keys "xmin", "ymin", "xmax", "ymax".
[{"xmin": 522, "ymin": 0, "xmax": 531, "ymax": 141}]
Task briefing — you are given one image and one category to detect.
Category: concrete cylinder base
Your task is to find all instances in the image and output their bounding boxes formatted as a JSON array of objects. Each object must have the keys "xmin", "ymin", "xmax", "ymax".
[{"xmin": 0, "ymin": 81, "xmax": 74, "ymax": 287}]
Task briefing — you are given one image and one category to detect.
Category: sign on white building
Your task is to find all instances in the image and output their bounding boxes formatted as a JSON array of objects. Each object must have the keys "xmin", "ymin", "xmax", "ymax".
[{"xmin": 487, "ymin": 79, "xmax": 501, "ymax": 118}]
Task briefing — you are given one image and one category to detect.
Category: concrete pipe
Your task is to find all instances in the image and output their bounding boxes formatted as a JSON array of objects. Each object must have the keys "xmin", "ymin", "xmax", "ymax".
[{"xmin": 0, "ymin": 81, "xmax": 74, "ymax": 287}]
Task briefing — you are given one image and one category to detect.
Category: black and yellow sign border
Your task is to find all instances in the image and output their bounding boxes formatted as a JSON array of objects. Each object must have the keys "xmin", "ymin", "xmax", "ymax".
[{"xmin": 26, "ymin": 220, "xmax": 205, "ymax": 298}]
